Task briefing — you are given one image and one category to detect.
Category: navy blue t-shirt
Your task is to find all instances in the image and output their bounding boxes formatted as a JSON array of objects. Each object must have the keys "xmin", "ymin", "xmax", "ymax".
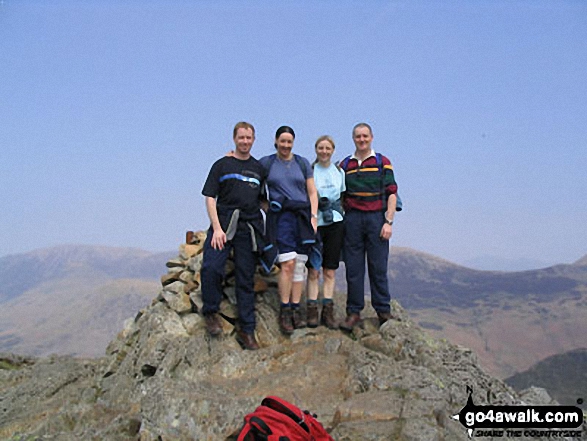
[{"xmin": 202, "ymin": 156, "xmax": 265, "ymax": 217}]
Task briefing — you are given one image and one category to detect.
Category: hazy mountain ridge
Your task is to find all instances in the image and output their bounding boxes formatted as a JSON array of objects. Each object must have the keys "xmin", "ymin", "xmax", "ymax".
[
  {"xmin": 0, "ymin": 245, "xmax": 174, "ymax": 303},
  {"xmin": 573, "ymin": 253, "xmax": 587, "ymax": 266},
  {"xmin": 0, "ymin": 276, "xmax": 160, "ymax": 356},
  {"xmin": 505, "ymin": 348, "xmax": 587, "ymax": 409},
  {"xmin": 1, "ymin": 244, "xmax": 586, "ymax": 379},
  {"xmin": 339, "ymin": 247, "xmax": 587, "ymax": 377},
  {"xmin": 386, "ymin": 248, "xmax": 586, "ymax": 309},
  {"xmin": 463, "ymin": 255, "xmax": 552, "ymax": 272},
  {"xmin": 0, "ymin": 245, "xmax": 171, "ymax": 356},
  {"xmin": 4, "ymin": 247, "xmax": 578, "ymax": 440}
]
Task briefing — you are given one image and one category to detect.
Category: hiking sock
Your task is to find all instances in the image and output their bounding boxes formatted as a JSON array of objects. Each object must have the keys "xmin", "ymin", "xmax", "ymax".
[
  {"xmin": 306, "ymin": 300, "xmax": 319, "ymax": 327},
  {"xmin": 291, "ymin": 302, "xmax": 306, "ymax": 328},
  {"xmin": 279, "ymin": 302, "xmax": 294, "ymax": 335},
  {"xmin": 322, "ymin": 298, "xmax": 333, "ymax": 305}
]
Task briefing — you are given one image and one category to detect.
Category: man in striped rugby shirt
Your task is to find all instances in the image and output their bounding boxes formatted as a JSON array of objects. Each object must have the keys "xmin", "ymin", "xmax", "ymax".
[{"xmin": 339, "ymin": 123, "xmax": 399, "ymax": 331}]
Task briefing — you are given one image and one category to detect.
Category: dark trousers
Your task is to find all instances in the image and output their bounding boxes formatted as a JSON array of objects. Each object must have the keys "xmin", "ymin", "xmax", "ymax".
[
  {"xmin": 343, "ymin": 210, "xmax": 391, "ymax": 314},
  {"xmin": 201, "ymin": 224, "xmax": 257, "ymax": 333}
]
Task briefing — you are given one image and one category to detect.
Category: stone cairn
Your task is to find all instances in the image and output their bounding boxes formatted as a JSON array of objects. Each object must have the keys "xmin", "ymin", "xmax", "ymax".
[
  {"xmin": 154, "ymin": 230, "xmax": 280, "ymax": 337},
  {"xmin": 5, "ymin": 233, "xmax": 583, "ymax": 440}
]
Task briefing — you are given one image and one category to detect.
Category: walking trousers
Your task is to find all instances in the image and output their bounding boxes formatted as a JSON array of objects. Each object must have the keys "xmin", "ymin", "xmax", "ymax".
[
  {"xmin": 343, "ymin": 210, "xmax": 391, "ymax": 314},
  {"xmin": 201, "ymin": 224, "xmax": 257, "ymax": 333}
]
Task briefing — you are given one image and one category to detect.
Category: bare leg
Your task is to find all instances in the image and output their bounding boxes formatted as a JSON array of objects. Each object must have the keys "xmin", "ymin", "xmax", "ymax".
[
  {"xmin": 323, "ymin": 269, "xmax": 335, "ymax": 300},
  {"xmin": 291, "ymin": 280, "xmax": 304, "ymax": 304},
  {"xmin": 279, "ymin": 259, "xmax": 295, "ymax": 303},
  {"xmin": 307, "ymin": 268, "xmax": 320, "ymax": 301}
]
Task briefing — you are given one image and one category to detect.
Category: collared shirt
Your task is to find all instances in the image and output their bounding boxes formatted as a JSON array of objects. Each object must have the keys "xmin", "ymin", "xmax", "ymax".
[
  {"xmin": 351, "ymin": 149, "xmax": 376, "ymax": 166},
  {"xmin": 341, "ymin": 151, "xmax": 397, "ymax": 212}
]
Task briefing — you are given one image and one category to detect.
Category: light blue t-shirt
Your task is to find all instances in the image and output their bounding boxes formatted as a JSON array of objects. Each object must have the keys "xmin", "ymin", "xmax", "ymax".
[
  {"xmin": 260, "ymin": 154, "xmax": 313, "ymax": 203},
  {"xmin": 313, "ymin": 162, "xmax": 345, "ymax": 226}
]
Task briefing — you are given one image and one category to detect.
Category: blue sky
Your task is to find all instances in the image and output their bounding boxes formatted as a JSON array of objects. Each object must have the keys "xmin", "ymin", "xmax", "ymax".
[{"xmin": 1, "ymin": 1, "xmax": 586, "ymax": 270}]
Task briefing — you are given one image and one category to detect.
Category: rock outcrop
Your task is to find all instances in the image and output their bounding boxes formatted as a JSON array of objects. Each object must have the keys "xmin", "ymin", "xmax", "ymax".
[{"xmin": 1, "ymin": 233, "xmax": 584, "ymax": 440}]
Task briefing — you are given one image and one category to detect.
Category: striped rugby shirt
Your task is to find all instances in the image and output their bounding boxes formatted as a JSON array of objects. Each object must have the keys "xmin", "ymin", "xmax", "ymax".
[{"xmin": 340, "ymin": 151, "xmax": 398, "ymax": 212}]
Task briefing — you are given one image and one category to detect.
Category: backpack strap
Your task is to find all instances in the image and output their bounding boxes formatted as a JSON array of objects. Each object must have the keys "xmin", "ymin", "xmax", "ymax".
[
  {"xmin": 293, "ymin": 154, "xmax": 308, "ymax": 180},
  {"xmin": 237, "ymin": 417, "xmax": 270, "ymax": 441},
  {"xmin": 339, "ymin": 153, "xmax": 402, "ymax": 212},
  {"xmin": 375, "ymin": 153, "xmax": 385, "ymax": 208},
  {"xmin": 339, "ymin": 155, "xmax": 351, "ymax": 171},
  {"xmin": 375, "ymin": 153, "xmax": 403, "ymax": 212},
  {"xmin": 261, "ymin": 397, "xmax": 310, "ymax": 433},
  {"xmin": 249, "ymin": 416, "xmax": 273, "ymax": 435},
  {"xmin": 266, "ymin": 153, "xmax": 278, "ymax": 172},
  {"xmin": 266, "ymin": 153, "xmax": 308, "ymax": 180}
]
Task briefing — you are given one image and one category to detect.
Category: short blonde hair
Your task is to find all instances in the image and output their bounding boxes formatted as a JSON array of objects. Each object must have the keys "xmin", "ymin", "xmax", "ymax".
[{"xmin": 233, "ymin": 121, "xmax": 255, "ymax": 138}]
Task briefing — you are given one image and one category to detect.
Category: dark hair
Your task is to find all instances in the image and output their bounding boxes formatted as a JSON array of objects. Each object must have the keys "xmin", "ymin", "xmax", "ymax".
[{"xmin": 274, "ymin": 126, "xmax": 295, "ymax": 148}]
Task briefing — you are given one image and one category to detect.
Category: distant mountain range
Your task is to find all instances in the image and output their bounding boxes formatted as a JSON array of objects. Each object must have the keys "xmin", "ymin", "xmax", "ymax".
[
  {"xmin": 506, "ymin": 348, "xmax": 587, "ymax": 409},
  {"xmin": 338, "ymin": 247, "xmax": 587, "ymax": 378},
  {"xmin": 0, "ymin": 245, "xmax": 172, "ymax": 303},
  {"xmin": 463, "ymin": 255, "xmax": 552, "ymax": 272},
  {"xmin": 384, "ymin": 247, "xmax": 587, "ymax": 309},
  {"xmin": 0, "ymin": 245, "xmax": 174, "ymax": 356},
  {"xmin": 376, "ymin": 247, "xmax": 587, "ymax": 378},
  {"xmin": 1, "ymin": 244, "xmax": 586, "ymax": 381}
]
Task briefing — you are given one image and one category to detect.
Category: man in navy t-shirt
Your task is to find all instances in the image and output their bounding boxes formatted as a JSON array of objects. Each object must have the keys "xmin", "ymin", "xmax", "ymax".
[{"xmin": 200, "ymin": 122, "xmax": 265, "ymax": 350}]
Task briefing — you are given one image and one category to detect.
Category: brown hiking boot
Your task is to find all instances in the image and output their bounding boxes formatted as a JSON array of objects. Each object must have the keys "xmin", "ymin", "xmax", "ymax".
[
  {"xmin": 204, "ymin": 313, "xmax": 223, "ymax": 336},
  {"xmin": 320, "ymin": 302, "xmax": 337, "ymax": 329},
  {"xmin": 339, "ymin": 313, "xmax": 361, "ymax": 332},
  {"xmin": 306, "ymin": 303, "xmax": 319, "ymax": 328},
  {"xmin": 279, "ymin": 306, "xmax": 294, "ymax": 335},
  {"xmin": 236, "ymin": 329, "xmax": 260, "ymax": 350},
  {"xmin": 292, "ymin": 308, "xmax": 307, "ymax": 329},
  {"xmin": 377, "ymin": 310, "xmax": 401, "ymax": 326}
]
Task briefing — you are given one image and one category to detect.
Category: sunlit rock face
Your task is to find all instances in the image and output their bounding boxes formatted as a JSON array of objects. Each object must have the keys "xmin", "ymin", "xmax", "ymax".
[{"xmin": 2, "ymin": 234, "xmax": 577, "ymax": 440}]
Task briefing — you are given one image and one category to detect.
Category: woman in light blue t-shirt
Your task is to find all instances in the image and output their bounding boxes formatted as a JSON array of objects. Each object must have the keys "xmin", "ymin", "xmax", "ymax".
[{"xmin": 306, "ymin": 135, "xmax": 345, "ymax": 329}]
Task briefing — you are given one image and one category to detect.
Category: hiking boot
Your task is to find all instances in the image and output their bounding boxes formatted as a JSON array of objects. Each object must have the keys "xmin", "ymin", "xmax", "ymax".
[
  {"xmin": 320, "ymin": 302, "xmax": 337, "ymax": 329},
  {"xmin": 236, "ymin": 329, "xmax": 260, "ymax": 350},
  {"xmin": 292, "ymin": 308, "xmax": 307, "ymax": 329},
  {"xmin": 204, "ymin": 313, "xmax": 223, "ymax": 336},
  {"xmin": 306, "ymin": 303, "xmax": 319, "ymax": 328},
  {"xmin": 279, "ymin": 306, "xmax": 294, "ymax": 335},
  {"xmin": 377, "ymin": 310, "xmax": 401, "ymax": 326},
  {"xmin": 339, "ymin": 313, "xmax": 361, "ymax": 332}
]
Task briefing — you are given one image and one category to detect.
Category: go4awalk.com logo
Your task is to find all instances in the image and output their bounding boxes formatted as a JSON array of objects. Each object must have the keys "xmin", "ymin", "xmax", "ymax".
[{"xmin": 452, "ymin": 386, "xmax": 584, "ymax": 438}]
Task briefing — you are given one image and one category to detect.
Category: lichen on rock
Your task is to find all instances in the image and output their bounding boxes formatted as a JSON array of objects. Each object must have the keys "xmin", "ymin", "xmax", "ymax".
[{"xmin": 1, "ymin": 233, "xmax": 581, "ymax": 440}]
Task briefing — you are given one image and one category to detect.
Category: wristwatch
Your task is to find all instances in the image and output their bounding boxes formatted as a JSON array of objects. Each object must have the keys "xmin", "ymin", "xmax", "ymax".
[
  {"xmin": 311, "ymin": 214, "xmax": 318, "ymax": 219},
  {"xmin": 385, "ymin": 218, "xmax": 394, "ymax": 225}
]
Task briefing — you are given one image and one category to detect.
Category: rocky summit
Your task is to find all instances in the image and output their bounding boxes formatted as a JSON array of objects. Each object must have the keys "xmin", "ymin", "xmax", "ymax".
[{"xmin": 1, "ymin": 233, "xmax": 584, "ymax": 440}]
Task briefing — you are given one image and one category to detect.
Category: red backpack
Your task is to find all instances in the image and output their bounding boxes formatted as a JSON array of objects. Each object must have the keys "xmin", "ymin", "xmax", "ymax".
[{"xmin": 237, "ymin": 396, "xmax": 334, "ymax": 441}]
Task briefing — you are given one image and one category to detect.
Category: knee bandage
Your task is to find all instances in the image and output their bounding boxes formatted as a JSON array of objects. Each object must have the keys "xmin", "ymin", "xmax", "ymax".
[{"xmin": 292, "ymin": 255, "xmax": 308, "ymax": 282}]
